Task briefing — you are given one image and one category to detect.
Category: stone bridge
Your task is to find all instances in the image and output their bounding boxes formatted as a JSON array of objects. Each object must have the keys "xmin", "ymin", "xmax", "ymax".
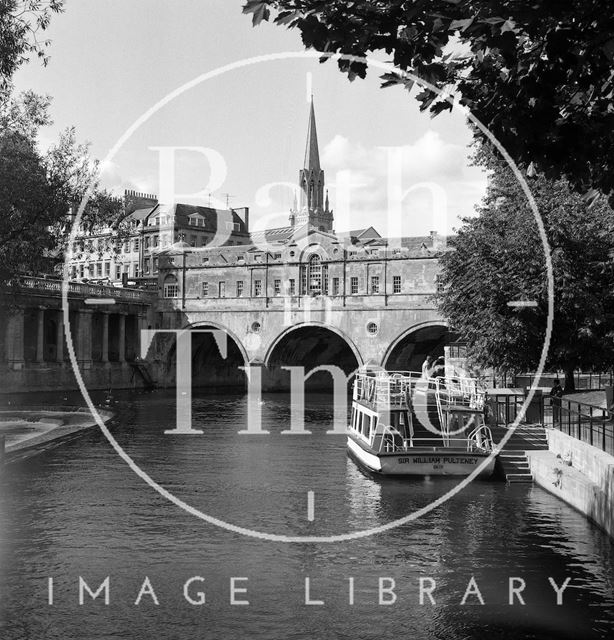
[{"xmin": 149, "ymin": 236, "xmax": 452, "ymax": 391}]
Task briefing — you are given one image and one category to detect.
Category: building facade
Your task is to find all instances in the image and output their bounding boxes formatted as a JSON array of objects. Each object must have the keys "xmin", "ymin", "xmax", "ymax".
[{"xmin": 67, "ymin": 191, "xmax": 251, "ymax": 289}]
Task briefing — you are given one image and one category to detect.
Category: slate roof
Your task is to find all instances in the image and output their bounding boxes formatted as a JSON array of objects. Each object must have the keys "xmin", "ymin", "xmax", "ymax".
[
  {"xmin": 126, "ymin": 203, "xmax": 249, "ymax": 234},
  {"xmin": 339, "ymin": 226, "xmax": 382, "ymax": 240}
]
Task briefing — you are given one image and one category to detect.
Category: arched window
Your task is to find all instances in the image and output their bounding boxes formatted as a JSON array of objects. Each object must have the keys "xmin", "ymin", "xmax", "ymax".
[
  {"xmin": 308, "ymin": 254, "xmax": 322, "ymax": 294},
  {"xmin": 163, "ymin": 274, "xmax": 178, "ymax": 298},
  {"xmin": 300, "ymin": 252, "xmax": 328, "ymax": 295}
]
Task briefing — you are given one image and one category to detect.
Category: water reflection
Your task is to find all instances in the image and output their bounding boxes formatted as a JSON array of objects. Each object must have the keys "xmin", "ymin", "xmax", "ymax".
[{"xmin": 0, "ymin": 389, "xmax": 612, "ymax": 639}]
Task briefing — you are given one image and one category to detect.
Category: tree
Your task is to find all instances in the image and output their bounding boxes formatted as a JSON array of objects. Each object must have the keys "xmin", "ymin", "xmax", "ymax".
[
  {"xmin": 0, "ymin": 82, "xmax": 51, "ymax": 139},
  {"xmin": 0, "ymin": 130, "xmax": 61, "ymax": 283},
  {"xmin": 0, "ymin": 93, "xmax": 126, "ymax": 284},
  {"xmin": 436, "ymin": 144, "xmax": 614, "ymax": 391},
  {"xmin": 0, "ymin": 0, "xmax": 64, "ymax": 88},
  {"xmin": 244, "ymin": 1, "xmax": 614, "ymax": 205},
  {"xmin": 46, "ymin": 127, "xmax": 124, "ymax": 240}
]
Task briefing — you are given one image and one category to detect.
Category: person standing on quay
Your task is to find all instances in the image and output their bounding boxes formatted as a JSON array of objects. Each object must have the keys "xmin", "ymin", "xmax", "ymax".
[{"xmin": 550, "ymin": 379, "xmax": 564, "ymax": 424}]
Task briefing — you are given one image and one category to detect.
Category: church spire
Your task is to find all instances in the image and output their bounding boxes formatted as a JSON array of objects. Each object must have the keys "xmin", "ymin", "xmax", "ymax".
[
  {"xmin": 289, "ymin": 96, "xmax": 333, "ymax": 232},
  {"xmin": 303, "ymin": 96, "xmax": 321, "ymax": 172}
]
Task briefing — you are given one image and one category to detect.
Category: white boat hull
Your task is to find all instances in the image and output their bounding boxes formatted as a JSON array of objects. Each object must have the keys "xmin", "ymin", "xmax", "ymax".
[{"xmin": 347, "ymin": 435, "xmax": 495, "ymax": 477}]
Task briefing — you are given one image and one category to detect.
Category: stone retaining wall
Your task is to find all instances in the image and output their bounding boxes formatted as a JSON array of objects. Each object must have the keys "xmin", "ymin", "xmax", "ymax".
[{"xmin": 526, "ymin": 429, "xmax": 614, "ymax": 540}]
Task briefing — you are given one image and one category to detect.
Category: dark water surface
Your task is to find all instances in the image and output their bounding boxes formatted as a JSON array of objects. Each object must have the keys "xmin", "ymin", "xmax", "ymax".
[{"xmin": 1, "ymin": 389, "xmax": 613, "ymax": 639}]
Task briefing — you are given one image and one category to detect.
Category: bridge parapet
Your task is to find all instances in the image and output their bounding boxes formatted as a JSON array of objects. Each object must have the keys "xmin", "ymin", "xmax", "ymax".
[{"xmin": 17, "ymin": 276, "xmax": 154, "ymax": 303}]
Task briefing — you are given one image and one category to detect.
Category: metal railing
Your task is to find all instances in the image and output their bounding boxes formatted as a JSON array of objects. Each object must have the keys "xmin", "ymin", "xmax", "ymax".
[
  {"xmin": 467, "ymin": 425, "xmax": 494, "ymax": 452},
  {"xmin": 548, "ymin": 397, "xmax": 613, "ymax": 456},
  {"xmin": 353, "ymin": 370, "xmax": 424, "ymax": 407},
  {"xmin": 513, "ymin": 371, "xmax": 614, "ymax": 391},
  {"xmin": 379, "ymin": 431, "xmax": 488, "ymax": 453}
]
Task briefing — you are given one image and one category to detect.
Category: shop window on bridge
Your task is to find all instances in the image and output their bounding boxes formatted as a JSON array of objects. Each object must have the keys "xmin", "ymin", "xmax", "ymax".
[
  {"xmin": 254, "ymin": 280, "xmax": 262, "ymax": 296},
  {"xmin": 289, "ymin": 279, "xmax": 296, "ymax": 296},
  {"xmin": 274, "ymin": 279, "xmax": 281, "ymax": 295},
  {"xmin": 202, "ymin": 282, "xmax": 209, "ymax": 296},
  {"xmin": 350, "ymin": 276, "xmax": 359, "ymax": 295},
  {"xmin": 219, "ymin": 281, "xmax": 226, "ymax": 297},
  {"xmin": 236, "ymin": 280, "xmax": 244, "ymax": 297},
  {"xmin": 163, "ymin": 275, "xmax": 178, "ymax": 298}
]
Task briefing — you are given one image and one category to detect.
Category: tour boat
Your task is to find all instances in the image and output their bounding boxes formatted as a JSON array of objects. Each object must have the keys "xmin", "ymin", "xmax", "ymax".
[{"xmin": 347, "ymin": 370, "xmax": 496, "ymax": 477}]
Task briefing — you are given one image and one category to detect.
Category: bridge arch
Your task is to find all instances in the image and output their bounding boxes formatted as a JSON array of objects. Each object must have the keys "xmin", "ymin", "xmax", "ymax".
[
  {"xmin": 382, "ymin": 321, "xmax": 453, "ymax": 372},
  {"xmin": 163, "ymin": 320, "xmax": 249, "ymax": 388},
  {"xmin": 264, "ymin": 322, "xmax": 363, "ymax": 391},
  {"xmin": 183, "ymin": 320, "xmax": 250, "ymax": 366},
  {"xmin": 265, "ymin": 321, "xmax": 363, "ymax": 368}
]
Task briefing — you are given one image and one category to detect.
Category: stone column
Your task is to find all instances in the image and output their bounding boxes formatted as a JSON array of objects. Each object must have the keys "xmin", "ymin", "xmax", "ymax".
[
  {"xmin": 35, "ymin": 307, "xmax": 45, "ymax": 363},
  {"xmin": 77, "ymin": 309, "xmax": 93, "ymax": 368},
  {"xmin": 118, "ymin": 313, "xmax": 126, "ymax": 363},
  {"xmin": 101, "ymin": 313, "xmax": 109, "ymax": 363},
  {"xmin": 6, "ymin": 309, "xmax": 25, "ymax": 369},
  {"xmin": 56, "ymin": 309, "xmax": 64, "ymax": 362}
]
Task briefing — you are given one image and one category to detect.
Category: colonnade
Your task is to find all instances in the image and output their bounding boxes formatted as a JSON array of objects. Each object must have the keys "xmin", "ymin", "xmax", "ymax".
[{"xmin": 3, "ymin": 306, "xmax": 145, "ymax": 369}]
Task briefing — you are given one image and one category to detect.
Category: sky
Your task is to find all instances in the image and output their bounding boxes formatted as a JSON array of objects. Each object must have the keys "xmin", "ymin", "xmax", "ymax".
[{"xmin": 13, "ymin": 0, "xmax": 488, "ymax": 237}]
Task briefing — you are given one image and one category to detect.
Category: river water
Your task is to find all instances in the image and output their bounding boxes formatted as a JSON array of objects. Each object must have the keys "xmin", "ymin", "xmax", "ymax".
[{"xmin": 1, "ymin": 389, "xmax": 613, "ymax": 639}]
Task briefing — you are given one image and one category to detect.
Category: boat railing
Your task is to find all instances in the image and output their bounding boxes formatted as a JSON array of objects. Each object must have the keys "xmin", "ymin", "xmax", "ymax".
[
  {"xmin": 434, "ymin": 376, "xmax": 486, "ymax": 410},
  {"xmin": 466, "ymin": 424, "xmax": 494, "ymax": 453},
  {"xmin": 353, "ymin": 371, "xmax": 435, "ymax": 408},
  {"xmin": 354, "ymin": 370, "xmax": 424, "ymax": 407},
  {"xmin": 378, "ymin": 424, "xmax": 493, "ymax": 453},
  {"xmin": 380, "ymin": 434, "xmax": 488, "ymax": 453},
  {"xmin": 433, "ymin": 376, "xmax": 486, "ymax": 433},
  {"xmin": 354, "ymin": 371, "xmax": 485, "ymax": 411}
]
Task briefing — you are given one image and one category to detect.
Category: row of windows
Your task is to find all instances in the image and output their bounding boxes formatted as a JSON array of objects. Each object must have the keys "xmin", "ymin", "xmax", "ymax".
[
  {"xmin": 70, "ymin": 258, "xmax": 160, "ymax": 280},
  {"xmin": 188, "ymin": 274, "xmax": 405, "ymax": 299},
  {"xmin": 73, "ymin": 231, "xmax": 247, "ymax": 256},
  {"xmin": 187, "ymin": 218, "xmax": 242, "ymax": 232}
]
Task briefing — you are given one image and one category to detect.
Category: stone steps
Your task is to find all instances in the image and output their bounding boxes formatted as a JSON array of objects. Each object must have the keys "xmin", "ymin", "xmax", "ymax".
[
  {"xmin": 492, "ymin": 424, "xmax": 549, "ymax": 483},
  {"xmin": 497, "ymin": 451, "xmax": 534, "ymax": 483},
  {"xmin": 490, "ymin": 424, "xmax": 549, "ymax": 452}
]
